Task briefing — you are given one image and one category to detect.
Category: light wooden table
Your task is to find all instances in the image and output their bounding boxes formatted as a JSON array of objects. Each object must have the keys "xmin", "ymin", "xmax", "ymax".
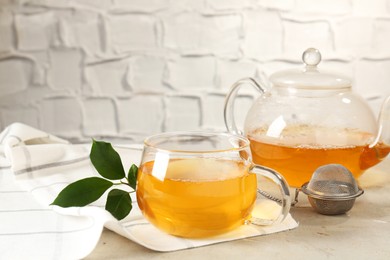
[{"xmin": 86, "ymin": 158, "xmax": 390, "ymax": 260}]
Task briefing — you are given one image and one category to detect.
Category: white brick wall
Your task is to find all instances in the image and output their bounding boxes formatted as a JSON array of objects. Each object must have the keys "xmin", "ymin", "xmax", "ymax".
[
  {"xmin": 164, "ymin": 95, "xmax": 201, "ymax": 132},
  {"xmin": 15, "ymin": 12, "xmax": 57, "ymax": 51},
  {"xmin": 39, "ymin": 96, "xmax": 82, "ymax": 138},
  {"xmin": 0, "ymin": 58, "xmax": 32, "ymax": 95},
  {"xmin": 108, "ymin": 14, "xmax": 157, "ymax": 53},
  {"xmin": 85, "ymin": 58, "xmax": 128, "ymax": 95},
  {"xmin": 117, "ymin": 94, "xmax": 164, "ymax": 135},
  {"xmin": 0, "ymin": 0, "xmax": 390, "ymax": 142},
  {"xmin": 83, "ymin": 97, "xmax": 117, "ymax": 137},
  {"xmin": 48, "ymin": 49, "xmax": 82, "ymax": 91},
  {"xmin": 242, "ymin": 10, "xmax": 283, "ymax": 61},
  {"xmin": 128, "ymin": 56, "xmax": 167, "ymax": 92},
  {"xmin": 165, "ymin": 56, "xmax": 216, "ymax": 90},
  {"xmin": 0, "ymin": 11, "xmax": 13, "ymax": 52}
]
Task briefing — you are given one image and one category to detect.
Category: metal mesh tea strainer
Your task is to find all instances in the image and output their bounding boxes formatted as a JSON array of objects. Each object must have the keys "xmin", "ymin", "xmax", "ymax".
[{"xmin": 300, "ymin": 164, "xmax": 364, "ymax": 215}]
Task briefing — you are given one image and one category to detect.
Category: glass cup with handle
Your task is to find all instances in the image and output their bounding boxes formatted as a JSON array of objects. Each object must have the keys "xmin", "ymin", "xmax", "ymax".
[{"xmin": 136, "ymin": 131, "xmax": 291, "ymax": 238}]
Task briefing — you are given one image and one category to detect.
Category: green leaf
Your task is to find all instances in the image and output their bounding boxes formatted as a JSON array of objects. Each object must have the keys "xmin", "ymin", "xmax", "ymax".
[
  {"xmin": 127, "ymin": 164, "xmax": 138, "ymax": 190},
  {"xmin": 90, "ymin": 139, "xmax": 126, "ymax": 180},
  {"xmin": 51, "ymin": 177, "xmax": 113, "ymax": 207},
  {"xmin": 105, "ymin": 189, "xmax": 132, "ymax": 220}
]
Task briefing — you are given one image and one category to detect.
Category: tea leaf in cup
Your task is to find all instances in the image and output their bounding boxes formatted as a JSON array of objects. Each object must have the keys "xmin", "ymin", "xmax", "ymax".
[
  {"xmin": 105, "ymin": 189, "xmax": 133, "ymax": 220},
  {"xmin": 51, "ymin": 177, "xmax": 113, "ymax": 207},
  {"xmin": 90, "ymin": 139, "xmax": 126, "ymax": 180}
]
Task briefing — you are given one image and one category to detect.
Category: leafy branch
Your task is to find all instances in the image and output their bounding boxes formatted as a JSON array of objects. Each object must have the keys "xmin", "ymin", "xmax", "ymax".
[{"xmin": 51, "ymin": 139, "xmax": 138, "ymax": 220}]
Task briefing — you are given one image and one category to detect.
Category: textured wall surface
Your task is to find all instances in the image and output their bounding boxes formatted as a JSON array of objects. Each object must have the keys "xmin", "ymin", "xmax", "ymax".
[{"xmin": 0, "ymin": 0, "xmax": 390, "ymax": 142}]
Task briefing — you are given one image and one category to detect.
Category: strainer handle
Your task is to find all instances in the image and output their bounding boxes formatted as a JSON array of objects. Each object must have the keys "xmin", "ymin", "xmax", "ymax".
[{"xmin": 249, "ymin": 164, "xmax": 291, "ymax": 225}]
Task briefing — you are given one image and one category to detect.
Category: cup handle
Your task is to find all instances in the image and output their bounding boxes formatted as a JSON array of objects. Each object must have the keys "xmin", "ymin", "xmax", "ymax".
[{"xmin": 249, "ymin": 164, "xmax": 291, "ymax": 225}]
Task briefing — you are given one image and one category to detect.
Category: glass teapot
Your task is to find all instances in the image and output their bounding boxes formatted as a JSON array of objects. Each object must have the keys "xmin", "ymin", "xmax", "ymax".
[{"xmin": 224, "ymin": 48, "xmax": 390, "ymax": 188}]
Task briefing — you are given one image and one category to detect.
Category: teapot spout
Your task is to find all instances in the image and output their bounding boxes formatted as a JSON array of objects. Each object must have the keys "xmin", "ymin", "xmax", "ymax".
[{"xmin": 371, "ymin": 95, "xmax": 390, "ymax": 149}]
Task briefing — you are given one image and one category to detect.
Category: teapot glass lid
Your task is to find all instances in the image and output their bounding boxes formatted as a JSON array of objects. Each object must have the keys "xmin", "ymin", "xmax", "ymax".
[{"xmin": 269, "ymin": 48, "xmax": 351, "ymax": 89}]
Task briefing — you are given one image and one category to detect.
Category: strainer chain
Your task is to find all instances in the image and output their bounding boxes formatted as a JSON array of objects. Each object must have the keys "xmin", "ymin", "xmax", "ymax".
[{"xmin": 258, "ymin": 188, "xmax": 299, "ymax": 206}]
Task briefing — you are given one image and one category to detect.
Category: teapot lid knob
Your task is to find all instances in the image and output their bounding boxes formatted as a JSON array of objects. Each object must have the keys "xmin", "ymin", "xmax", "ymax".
[{"xmin": 302, "ymin": 48, "xmax": 321, "ymax": 67}]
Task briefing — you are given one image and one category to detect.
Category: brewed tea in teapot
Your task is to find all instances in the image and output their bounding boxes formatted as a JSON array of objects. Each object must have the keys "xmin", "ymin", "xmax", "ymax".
[{"xmin": 224, "ymin": 48, "xmax": 390, "ymax": 188}]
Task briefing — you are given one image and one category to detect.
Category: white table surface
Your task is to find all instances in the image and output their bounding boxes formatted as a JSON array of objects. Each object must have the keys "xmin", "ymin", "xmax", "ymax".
[{"xmin": 86, "ymin": 157, "xmax": 390, "ymax": 260}]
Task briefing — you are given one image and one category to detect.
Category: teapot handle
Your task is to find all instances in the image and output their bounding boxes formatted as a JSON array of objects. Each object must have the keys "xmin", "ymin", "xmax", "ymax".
[
  {"xmin": 224, "ymin": 77, "xmax": 266, "ymax": 135},
  {"xmin": 371, "ymin": 95, "xmax": 390, "ymax": 148}
]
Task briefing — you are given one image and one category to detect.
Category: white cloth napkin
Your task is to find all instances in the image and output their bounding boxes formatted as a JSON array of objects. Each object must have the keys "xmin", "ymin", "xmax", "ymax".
[{"xmin": 0, "ymin": 123, "xmax": 298, "ymax": 259}]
